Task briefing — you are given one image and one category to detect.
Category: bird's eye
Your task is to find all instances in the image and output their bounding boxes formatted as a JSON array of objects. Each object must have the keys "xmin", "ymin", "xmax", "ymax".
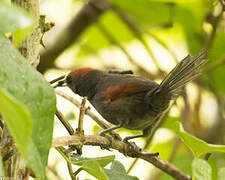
[{"xmin": 66, "ymin": 75, "xmax": 72, "ymax": 84}]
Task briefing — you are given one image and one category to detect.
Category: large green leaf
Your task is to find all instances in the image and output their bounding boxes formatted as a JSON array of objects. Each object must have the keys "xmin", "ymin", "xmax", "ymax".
[
  {"xmin": 0, "ymin": 34, "xmax": 56, "ymax": 179},
  {"xmin": 104, "ymin": 160, "xmax": 139, "ymax": 180},
  {"xmin": 0, "ymin": 2, "xmax": 34, "ymax": 46},
  {"xmin": 164, "ymin": 117, "xmax": 225, "ymax": 157},
  {"xmin": 0, "ymin": 87, "xmax": 32, "ymax": 156},
  {"xmin": 192, "ymin": 158, "xmax": 212, "ymax": 180}
]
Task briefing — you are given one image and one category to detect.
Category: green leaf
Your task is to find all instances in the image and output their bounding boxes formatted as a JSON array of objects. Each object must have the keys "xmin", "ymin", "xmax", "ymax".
[
  {"xmin": 208, "ymin": 152, "xmax": 225, "ymax": 180},
  {"xmin": 104, "ymin": 160, "xmax": 139, "ymax": 180},
  {"xmin": 0, "ymin": 87, "xmax": 32, "ymax": 156},
  {"xmin": 192, "ymin": 158, "xmax": 212, "ymax": 180},
  {"xmin": 164, "ymin": 117, "xmax": 225, "ymax": 157},
  {"xmin": 0, "ymin": 2, "xmax": 34, "ymax": 45},
  {"xmin": 218, "ymin": 168, "xmax": 225, "ymax": 180},
  {"xmin": 110, "ymin": 160, "xmax": 126, "ymax": 174},
  {"xmin": 82, "ymin": 160, "xmax": 109, "ymax": 180},
  {"xmin": 71, "ymin": 154, "xmax": 115, "ymax": 167},
  {"xmin": 0, "ymin": 34, "xmax": 56, "ymax": 179}
]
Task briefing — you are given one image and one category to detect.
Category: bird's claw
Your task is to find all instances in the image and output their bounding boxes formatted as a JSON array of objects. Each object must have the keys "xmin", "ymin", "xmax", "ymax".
[
  {"xmin": 122, "ymin": 139, "xmax": 142, "ymax": 154},
  {"xmin": 99, "ymin": 134, "xmax": 112, "ymax": 151}
]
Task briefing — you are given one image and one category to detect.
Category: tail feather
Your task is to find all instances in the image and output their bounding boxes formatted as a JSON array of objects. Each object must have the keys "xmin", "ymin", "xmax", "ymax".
[
  {"xmin": 147, "ymin": 51, "xmax": 207, "ymax": 112},
  {"xmin": 159, "ymin": 51, "xmax": 207, "ymax": 93}
]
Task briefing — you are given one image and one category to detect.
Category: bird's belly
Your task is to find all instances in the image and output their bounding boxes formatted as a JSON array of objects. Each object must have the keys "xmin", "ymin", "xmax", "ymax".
[{"xmin": 123, "ymin": 114, "xmax": 156, "ymax": 130}]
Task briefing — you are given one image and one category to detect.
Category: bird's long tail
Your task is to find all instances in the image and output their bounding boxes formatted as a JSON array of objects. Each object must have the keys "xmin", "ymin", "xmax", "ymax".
[{"xmin": 147, "ymin": 51, "xmax": 207, "ymax": 112}]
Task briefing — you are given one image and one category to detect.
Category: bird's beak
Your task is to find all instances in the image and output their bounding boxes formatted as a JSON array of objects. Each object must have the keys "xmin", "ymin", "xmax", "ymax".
[{"xmin": 53, "ymin": 79, "xmax": 67, "ymax": 88}]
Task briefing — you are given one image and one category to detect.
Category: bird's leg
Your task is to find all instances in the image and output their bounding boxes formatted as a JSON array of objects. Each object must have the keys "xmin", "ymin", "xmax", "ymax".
[
  {"xmin": 108, "ymin": 70, "xmax": 133, "ymax": 75},
  {"xmin": 122, "ymin": 128, "xmax": 150, "ymax": 154},
  {"xmin": 123, "ymin": 126, "xmax": 151, "ymax": 143},
  {"xmin": 99, "ymin": 123, "xmax": 123, "ymax": 150},
  {"xmin": 123, "ymin": 133, "xmax": 148, "ymax": 143},
  {"xmin": 99, "ymin": 123, "xmax": 123, "ymax": 140}
]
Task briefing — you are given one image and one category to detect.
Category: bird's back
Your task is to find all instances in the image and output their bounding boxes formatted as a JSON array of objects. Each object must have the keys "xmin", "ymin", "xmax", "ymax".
[{"xmin": 89, "ymin": 72, "xmax": 160, "ymax": 130}]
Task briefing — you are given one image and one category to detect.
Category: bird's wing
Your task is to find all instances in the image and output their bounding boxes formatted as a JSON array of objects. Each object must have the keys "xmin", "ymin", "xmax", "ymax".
[{"xmin": 99, "ymin": 81, "xmax": 155, "ymax": 104}]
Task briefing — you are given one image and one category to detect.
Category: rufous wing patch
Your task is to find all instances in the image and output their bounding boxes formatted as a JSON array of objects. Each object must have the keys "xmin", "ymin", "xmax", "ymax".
[{"xmin": 101, "ymin": 84, "xmax": 137, "ymax": 104}]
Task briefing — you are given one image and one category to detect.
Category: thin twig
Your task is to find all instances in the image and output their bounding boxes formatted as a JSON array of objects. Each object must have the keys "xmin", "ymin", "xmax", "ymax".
[
  {"xmin": 56, "ymin": 109, "xmax": 75, "ymax": 135},
  {"xmin": 77, "ymin": 97, "xmax": 87, "ymax": 134},
  {"xmin": 55, "ymin": 89, "xmax": 122, "ymax": 140},
  {"xmin": 52, "ymin": 135, "xmax": 191, "ymax": 180}
]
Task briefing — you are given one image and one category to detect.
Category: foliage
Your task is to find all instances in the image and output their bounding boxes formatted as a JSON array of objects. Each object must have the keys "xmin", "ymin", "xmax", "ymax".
[
  {"xmin": 0, "ymin": 0, "xmax": 225, "ymax": 179},
  {"xmin": 0, "ymin": 2, "xmax": 56, "ymax": 179}
]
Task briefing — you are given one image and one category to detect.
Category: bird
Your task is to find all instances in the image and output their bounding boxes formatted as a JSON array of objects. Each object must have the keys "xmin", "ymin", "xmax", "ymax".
[{"xmin": 56, "ymin": 52, "xmax": 207, "ymax": 143}]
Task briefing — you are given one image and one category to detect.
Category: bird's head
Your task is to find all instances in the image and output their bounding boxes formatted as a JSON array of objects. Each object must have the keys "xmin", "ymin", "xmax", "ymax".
[{"xmin": 65, "ymin": 67, "xmax": 103, "ymax": 98}]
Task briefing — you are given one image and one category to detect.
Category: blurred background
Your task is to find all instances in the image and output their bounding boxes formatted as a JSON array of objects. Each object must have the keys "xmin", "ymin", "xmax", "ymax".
[{"xmin": 38, "ymin": 0, "xmax": 225, "ymax": 179}]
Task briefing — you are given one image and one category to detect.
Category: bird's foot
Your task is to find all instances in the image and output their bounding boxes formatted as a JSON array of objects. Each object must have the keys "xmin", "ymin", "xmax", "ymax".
[
  {"xmin": 99, "ymin": 133, "xmax": 112, "ymax": 151},
  {"xmin": 122, "ymin": 139, "xmax": 159, "ymax": 157}
]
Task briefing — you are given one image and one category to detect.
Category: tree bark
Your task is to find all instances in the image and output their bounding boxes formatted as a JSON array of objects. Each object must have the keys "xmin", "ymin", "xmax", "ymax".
[{"xmin": 1, "ymin": 0, "xmax": 41, "ymax": 179}]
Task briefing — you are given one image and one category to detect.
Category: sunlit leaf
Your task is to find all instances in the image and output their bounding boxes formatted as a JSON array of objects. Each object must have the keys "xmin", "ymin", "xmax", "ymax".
[
  {"xmin": 164, "ymin": 117, "xmax": 225, "ymax": 157},
  {"xmin": 192, "ymin": 158, "xmax": 212, "ymax": 180}
]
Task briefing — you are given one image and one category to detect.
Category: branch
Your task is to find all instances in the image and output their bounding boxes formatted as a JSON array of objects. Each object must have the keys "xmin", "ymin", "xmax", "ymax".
[
  {"xmin": 55, "ymin": 89, "xmax": 122, "ymax": 140},
  {"xmin": 38, "ymin": 0, "xmax": 110, "ymax": 73},
  {"xmin": 52, "ymin": 135, "xmax": 191, "ymax": 180},
  {"xmin": 56, "ymin": 109, "xmax": 75, "ymax": 135},
  {"xmin": 77, "ymin": 97, "xmax": 87, "ymax": 134}
]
